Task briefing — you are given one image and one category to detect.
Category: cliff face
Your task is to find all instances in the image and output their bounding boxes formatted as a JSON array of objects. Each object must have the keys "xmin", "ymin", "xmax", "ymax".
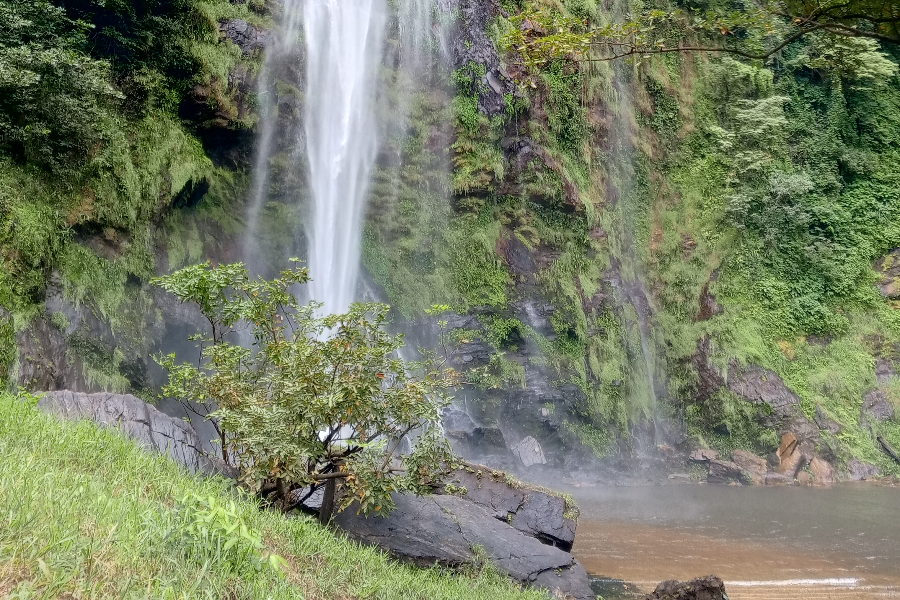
[{"xmin": 5, "ymin": 0, "xmax": 900, "ymax": 481}]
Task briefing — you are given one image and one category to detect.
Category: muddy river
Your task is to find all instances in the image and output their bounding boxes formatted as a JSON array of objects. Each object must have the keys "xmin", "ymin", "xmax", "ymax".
[{"xmin": 570, "ymin": 483, "xmax": 900, "ymax": 599}]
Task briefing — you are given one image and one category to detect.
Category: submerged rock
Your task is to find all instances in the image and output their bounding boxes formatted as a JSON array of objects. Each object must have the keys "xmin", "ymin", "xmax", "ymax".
[{"xmin": 644, "ymin": 575, "xmax": 728, "ymax": 600}]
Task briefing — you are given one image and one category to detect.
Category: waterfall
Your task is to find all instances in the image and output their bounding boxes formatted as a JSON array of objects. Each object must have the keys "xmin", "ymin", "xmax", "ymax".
[{"xmin": 303, "ymin": 0, "xmax": 386, "ymax": 315}]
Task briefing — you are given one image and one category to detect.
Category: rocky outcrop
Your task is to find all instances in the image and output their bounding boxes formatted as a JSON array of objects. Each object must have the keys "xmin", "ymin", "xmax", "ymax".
[
  {"xmin": 334, "ymin": 493, "xmax": 593, "ymax": 600},
  {"xmin": 731, "ymin": 449, "xmax": 767, "ymax": 485},
  {"xmin": 450, "ymin": 0, "xmax": 517, "ymax": 117},
  {"xmin": 701, "ymin": 443, "xmax": 836, "ymax": 486},
  {"xmin": 219, "ymin": 19, "xmax": 269, "ymax": 55},
  {"xmin": 847, "ymin": 459, "xmax": 882, "ymax": 480},
  {"xmin": 37, "ymin": 391, "xmax": 234, "ymax": 478},
  {"xmin": 727, "ymin": 365, "xmax": 820, "ymax": 449},
  {"xmin": 438, "ymin": 466, "xmax": 576, "ymax": 550},
  {"xmin": 644, "ymin": 575, "xmax": 728, "ymax": 600}
]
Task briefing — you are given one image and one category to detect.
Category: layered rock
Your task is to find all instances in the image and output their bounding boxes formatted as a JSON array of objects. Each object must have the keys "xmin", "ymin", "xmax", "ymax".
[
  {"xmin": 36, "ymin": 390, "xmax": 233, "ymax": 478},
  {"xmin": 334, "ymin": 493, "xmax": 593, "ymax": 600}
]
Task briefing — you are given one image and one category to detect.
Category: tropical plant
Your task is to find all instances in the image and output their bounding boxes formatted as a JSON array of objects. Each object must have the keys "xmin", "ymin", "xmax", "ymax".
[{"xmin": 153, "ymin": 261, "xmax": 458, "ymax": 523}]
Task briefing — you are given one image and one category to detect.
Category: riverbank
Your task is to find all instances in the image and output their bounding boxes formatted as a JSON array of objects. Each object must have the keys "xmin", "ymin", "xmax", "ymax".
[
  {"xmin": 0, "ymin": 391, "xmax": 543, "ymax": 599},
  {"xmin": 570, "ymin": 484, "xmax": 900, "ymax": 600}
]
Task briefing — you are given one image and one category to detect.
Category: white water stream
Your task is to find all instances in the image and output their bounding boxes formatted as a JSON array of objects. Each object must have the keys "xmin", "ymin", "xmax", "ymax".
[{"xmin": 303, "ymin": 0, "xmax": 386, "ymax": 314}]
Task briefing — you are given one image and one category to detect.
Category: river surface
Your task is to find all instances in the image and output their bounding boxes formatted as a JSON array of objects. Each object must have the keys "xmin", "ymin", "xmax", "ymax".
[{"xmin": 570, "ymin": 484, "xmax": 900, "ymax": 599}]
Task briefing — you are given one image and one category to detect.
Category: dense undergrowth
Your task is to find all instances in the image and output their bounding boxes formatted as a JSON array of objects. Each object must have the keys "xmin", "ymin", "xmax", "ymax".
[{"xmin": 0, "ymin": 391, "xmax": 543, "ymax": 600}]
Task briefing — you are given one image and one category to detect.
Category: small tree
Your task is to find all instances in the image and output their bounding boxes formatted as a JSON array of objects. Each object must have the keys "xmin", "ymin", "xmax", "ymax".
[{"xmin": 153, "ymin": 261, "xmax": 457, "ymax": 522}]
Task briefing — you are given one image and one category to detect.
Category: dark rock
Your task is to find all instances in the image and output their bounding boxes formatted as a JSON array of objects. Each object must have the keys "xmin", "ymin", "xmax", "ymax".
[
  {"xmin": 728, "ymin": 364, "xmax": 820, "ymax": 448},
  {"xmin": 219, "ymin": 19, "xmax": 269, "ymax": 55},
  {"xmin": 876, "ymin": 358, "xmax": 897, "ymax": 385},
  {"xmin": 731, "ymin": 449, "xmax": 767, "ymax": 485},
  {"xmin": 814, "ymin": 405, "xmax": 843, "ymax": 434},
  {"xmin": 847, "ymin": 459, "xmax": 882, "ymax": 481},
  {"xmin": 37, "ymin": 391, "xmax": 235, "ymax": 478},
  {"xmin": 689, "ymin": 449, "xmax": 719, "ymax": 462},
  {"xmin": 449, "ymin": 0, "xmax": 517, "ymax": 118},
  {"xmin": 644, "ymin": 575, "xmax": 728, "ymax": 600},
  {"xmin": 442, "ymin": 407, "xmax": 477, "ymax": 438},
  {"xmin": 334, "ymin": 494, "xmax": 594, "ymax": 600},
  {"xmin": 695, "ymin": 273, "xmax": 722, "ymax": 322},
  {"xmin": 862, "ymin": 389, "xmax": 895, "ymax": 424},
  {"xmin": 706, "ymin": 460, "xmax": 745, "ymax": 485},
  {"xmin": 764, "ymin": 472, "xmax": 794, "ymax": 486},
  {"xmin": 469, "ymin": 426, "xmax": 508, "ymax": 453},
  {"xmin": 438, "ymin": 467, "xmax": 576, "ymax": 550}
]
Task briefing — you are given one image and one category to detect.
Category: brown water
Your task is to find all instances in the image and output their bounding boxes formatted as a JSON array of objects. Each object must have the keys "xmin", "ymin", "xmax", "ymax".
[{"xmin": 570, "ymin": 484, "xmax": 900, "ymax": 599}]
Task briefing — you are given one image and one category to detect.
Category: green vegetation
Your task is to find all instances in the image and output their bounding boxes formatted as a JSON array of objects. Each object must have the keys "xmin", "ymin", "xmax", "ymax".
[
  {"xmin": 154, "ymin": 262, "xmax": 458, "ymax": 520},
  {"xmin": 0, "ymin": 390, "xmax": 543, "ymax": 599}
]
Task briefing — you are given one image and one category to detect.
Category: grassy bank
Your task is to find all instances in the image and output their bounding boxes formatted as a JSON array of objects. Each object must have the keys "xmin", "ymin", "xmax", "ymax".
[{"xmin": 0, "ymin": 391, "xmax": 544, "ymax": 600}]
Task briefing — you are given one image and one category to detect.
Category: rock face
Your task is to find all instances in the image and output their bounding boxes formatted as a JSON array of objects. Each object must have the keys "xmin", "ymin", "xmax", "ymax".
[
  {"xmin": 334, "ymin": 493, "xmax": 594, "ymax": 600},
  {"xmin": 439, "ymin": 466, "xmax": 576, "ymax": 549},
  {"xmin": 730, "ymin": 449, "xmax": 767, "ymax": 485},
  {"xmin": 219, "ymin": 19, "xmax": 269, "ymax": 55},
  {"xmin": 513, "ymin": 435, "xmax": 547, "ymax": 467},
  {"xmin": 37, "ymin": 391, "xmax": 234, "ymax": 478},
  {"xmin": 862, "ymin": 389, "xmax": 895, "ymax": 425},
  {"xmin": 848, "ymin": 459, "xmax": 882, "ymax": 481},
  {"xmin": 644, "ymin": 575, "xmax": 728, "ymax": 600}
]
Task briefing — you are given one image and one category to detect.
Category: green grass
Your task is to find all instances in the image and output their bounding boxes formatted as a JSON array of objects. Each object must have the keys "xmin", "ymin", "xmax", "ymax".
[{"xmin": 0, "ymin": 391, "xmax": 545, "ymax": 600}]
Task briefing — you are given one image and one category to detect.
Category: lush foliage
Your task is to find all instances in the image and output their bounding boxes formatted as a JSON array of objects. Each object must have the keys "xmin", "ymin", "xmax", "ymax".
[
  {"xmin": 0, "ymin": 390, "xmax": 545, "ymax": 599},
  {"xmin": 154, "ymin": 261, "xmax": 457, "ymax": 517}
]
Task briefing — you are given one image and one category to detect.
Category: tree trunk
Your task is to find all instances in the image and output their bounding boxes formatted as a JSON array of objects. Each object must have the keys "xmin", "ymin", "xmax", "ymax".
[
  {"xmin": 276, "ymin": 477, "xmax": 288, "ymax": 510},
  {"xmin": 318, "ymin": 477, "xmax": 336, "ymax": 525}
]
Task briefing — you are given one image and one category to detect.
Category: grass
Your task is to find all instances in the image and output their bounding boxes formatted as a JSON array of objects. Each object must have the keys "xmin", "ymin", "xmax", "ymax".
[{"xmin": 0, "ymin": 391, "xmax": 545, "ymax": 600}]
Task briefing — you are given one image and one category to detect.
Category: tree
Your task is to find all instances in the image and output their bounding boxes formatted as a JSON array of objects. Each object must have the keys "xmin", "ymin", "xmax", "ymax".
[
  {"xmin": 500, "ymin": 0, "xmax": 900, "ymax": 68},
  {"xmin": 153, "ymin": 261, "xmax": 458, "ymax": 523}
]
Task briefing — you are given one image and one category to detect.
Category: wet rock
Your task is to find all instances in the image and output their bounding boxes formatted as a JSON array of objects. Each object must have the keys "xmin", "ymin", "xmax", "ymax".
[
  {"xmin": 442, "ymin": 407, "xmax": 477, "ymax": 439},
  {"xmin": 689, "ymin": 449, "xmax": 719, "ymax": 462},
  {"xmin": 862, "ymin": 389, "xmax": 895, "ymax": 423},
  {"xmin": 706, "ymin": 460, "xmax": 745, "ymax": 485},
  {"xmin": 847, "ymin": 459, "xmax": 882, "ymax": 481},
  {"xmin": 469, "ymin": 426, "xmax": 508, "ymax": 453},
  {"xmin": 731, "ymin": 449, "xmax": 767, "ymax": 485},
  {"xmin": 513, "ymin": 436, "xmax": 547, "ymax": 467},
  {"xmin": 809, "ymin": 457, "xmax": 836, "ymax": 484},
  {"xmin": 219, "ymin": 19, "xmax": 269, "ymax": 55},
  {"xmin": 37, "ymin": 390, "xmax": 234, "ymax": 477},
  {"xmin": 449, "ymin": 0, "xmax": 517, "ymax": 118},
  {"xmin": 334, "ymin": 493, "xmax": 594, "ymax": 600},
  {"xmin": 764, "ymin": 472, "xmax": 794, "ymax": 485},
  {"xmin": 695, "ymin": 273, "xmax": 723, "ymax": 322},
  {"xmin": 644, "ymin": 575, "xmax": 728, "ymax": 600}
]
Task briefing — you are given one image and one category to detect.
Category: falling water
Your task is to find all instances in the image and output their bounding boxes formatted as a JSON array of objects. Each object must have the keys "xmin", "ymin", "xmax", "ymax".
[{"xmin": 303, "ymin": 0, "xmax": 386, "ymax": 315}]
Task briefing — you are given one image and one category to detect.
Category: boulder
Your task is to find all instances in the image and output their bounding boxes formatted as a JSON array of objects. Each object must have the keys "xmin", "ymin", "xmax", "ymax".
[
  {"xmin": 730, "ymin": 449, "xmax": 767, "ymax": 485},
  {"xmin": 706, "ymin": 460, "xmax": 745, "ymax": 485},
  {"xmin": 764, "ymin": 472, "xmax": 794, "ymax": 486},
  {"xmin": 37, "ymin": 390, "xmax": 234, "ymax": 478},
  {"xmin": 644, "ymin": 575, "xmax": 728, "ymax": 600},
  {"xmin": 775, "ymin": 432, "xmax": 807, "ymax": 478},
  {"xmin": 689, "ymin": 449, "xmax": 719, "ymax": 462},
  {"xmin": 438, "ymin": 467, "xmax": 576, "ymax": 550},
  {"xmin": 334, "ymin": 493, "xmax": 594, "ymax": 600},
  {"xmin": 513, "ymin": 436, "xmax": 547, "ymax": 467},
  {"xmin": 809, "ymin": 457, "xmax": 836, "ymax": 484},
  {"xmin": 847, "ymin": 459, "xmax": 882, "ymax": 481}
]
